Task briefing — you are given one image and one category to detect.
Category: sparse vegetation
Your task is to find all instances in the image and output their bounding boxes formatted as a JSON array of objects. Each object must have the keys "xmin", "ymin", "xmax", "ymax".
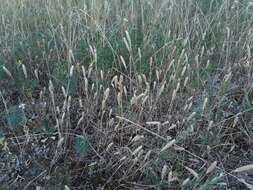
[{"xmin": 1, "ymin": 0, "xmax": 253, "ymax": 189}]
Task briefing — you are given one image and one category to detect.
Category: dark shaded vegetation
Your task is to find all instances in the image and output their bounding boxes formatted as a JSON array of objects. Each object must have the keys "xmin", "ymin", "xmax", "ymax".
[{"xmin": 1, "ymin": 0, "xmax": 253, "ymax": 189}]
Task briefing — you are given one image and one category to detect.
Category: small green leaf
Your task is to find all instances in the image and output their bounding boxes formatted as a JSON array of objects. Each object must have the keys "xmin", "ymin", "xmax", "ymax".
[
  {"xmin": 74, "ymin": 135, "xmax": 89, "ymax": 158},
  {"xmin": 5, "ymin": 106, "xmax": 27, "ymax": 129}
]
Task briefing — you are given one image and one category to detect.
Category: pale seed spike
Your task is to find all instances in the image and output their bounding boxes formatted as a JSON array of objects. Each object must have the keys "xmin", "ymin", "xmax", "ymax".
[
  {"xmin": 144, "ymin": 82, "xmax": 150, "ymax": 95},
  {"xmin": 34, "ymin": 69, "xmax": 39, "ymax": 80},
  {"xmin": 69, "ymin": 65, "xmax": 74, "ymax": 77},
  {"xmin": 138, "ymin": 48, "xmax": 142, "ymax": 61},
  {"xmin": 117, "ymin": 92, "xmax": 122, "ymax": 106},
  {"xmin": 247, "ymin": 44, "xmax": 251, "ymax": 59},
  {"xmin": 206, "ymin": 161, "xmax": 217, "ymax": 174},
  {"xmin": 125, "ymin": 30, "xmax": 132, "ymax": 48},
  {"xmin": 176, "ymin": 82, "xmax": 180, "ymax": 92},
  {"xmin": 187, "ymin": 101, "xmax": 193, "ymax": 110},
  {"xmin": 94, "ymin": 92, "xmax": 97, "ymax": 100},
  {"xmin": 142, "ymin": 74, "xmax": 147, "ymax": 84},
  {"xmin": 120, "ymin": 56, "xmax": 127, "ymax": 69},
  {"xmin": 202, "ymin": 97, "xmax": 208, "ymax": 111},
  {"xmin": 106, "ymin": 142, "xmax": 114, "ymax": 152},
  {"xmin": 232, "ymin": 116, "xmax": 239, "ymax": 128},
  {"xmin": 144, "ymin": 150, "xmax": 152, "ymax": 161},
  {"xmin": 91, "ymin": 83, "xmax": 95, "ymax": 91},
  {"xmin": 157, "ymin": 81, "xmax": 166, "ymax": 99},
  {"xmin": 120, "ymin": 156, "xmax": 126, "ymax": 162},
  {"xmin": 168, "ymin": 171, "xmax": 173, "ymax": 182},
  {"xmin": 109, "ymin": 109, "xmax": 112, "ymax": 118},
  {"xmin": 101, "ymin": 100, "xmax": 106, "ymax": 111},
  {"xmin": 187, "ymin": 112, "xmax": 196, "ymax": 121},
  {"xmin": 108, "ymin": 118, "xmax": 114, "ymax": 127},
  {"xmin": 184, "ymin": 77, "xmax": 189, "ymax": 87},
  {"xmin": 233, "ymin": 164, "xmax": 253, "ymax": 173},
  {"xmin": 146, "ymin": 121, "xmax": 161, "ymax": 126},
  {"xmin": 205, "ymin": 60, "xmax": 210, "ymax": 69},
  {"xmin": 130, "ymin": 135, "xmax": 144, "ymax": 143},
  {"xmin": 123, "ymin": 37, "xmax": 130, "ymax": 52},
  {"xmin": 104, "ymin": 88, "xmax": 110, "ymax": 101},
  {"xmin": 89, "ymin": 45, "xmax": 95, "ymax": 56},
  {"xmin": 161, "ymin": 165, "xmax": 168, "ymax": 180},
  {"xmin": 84, "ymin": 77, "xmax": 88, "ymax": 95},
  {"xmin": 185, "ymin": 166, "xmax": 199, "ymax": 179},
  {"xmin": 100, "ymin": 70, "xmax": 104, "ymax": 80},
  {"xmin": 93, "ymin": 48, "xmax": 97, "ymax": 63},
  {"xmin": 49, "ymin": 80, "xmax": 54, "ymax": 94},
  {"xmin": 132, "ymin": 145, "xmax": 143, "ymax": 156},
  {"xmin": 136, "ymin": 93, "xmax": 145, "ymax": 102},
  {"xmin": 22, "ymin": 64, "xmax": 28, "ymax": 78},
  {"xmin": 137, "ymin": 149, "xmax": 144, "ymax": 160},
  {"xmin": 207, "ymin": 120, "xmax": 214, "ymax": 131},
  {"xmin": 168, "ymin": 59, "xmax": 175, "ymax": 72},
  {"xmin": 130, "ymin": 95, "xmax": 137, "ymax": 106},
  {"xmin": 57, "ymin": 137, "xmax": 64, "ymax": 148},
  {"xmin": 181, "ymin": 65, "xmax": 187, "ymax": 77},
  {"xmin": 181, "ymin": 178, "xmax": 190, "ymax": 186},
  {"xmin": 81, "ymin": 65, "xmax": 86, "ymax": 78},
  {"xmin": 79, "ymin": 98, "xmax": 83, "ymax": 108},
  {"xmin": 61, "ymin": 86, "xmax": 67, "ymax": 98},
  {"xmin": 2, "ymin": 66, "xmax": 13, "ymax": 79},
  {"xmin": 123, "ymin": 86, "xmax": 127, "ymax": 97},
  {"xmin": 142, "ymin": 95, "xmax": 149, "ymax": 105},
  {"xmin": 160, "ymin": 139, "xmax": 176, "ymax": 152},
  {"xmin": 77, "ymin": 112, "xmax": 84, "ymax": 126},
  {"xmin": 153, "ymin": 81, "xmax": 157, "ymax": 91},
  {"xmin": 201, "ymin": 46, "xmax": 205, "ymax": 58},
  {"xmin": 156, "ymin": 70, "xmax": 160, "ymax": 81},
  {"xmin": 171, "ymin": 89, "xmax": 176, "ymax": 104},
  {"xmin": 111, "ymin": 75, "xmax": 118, "ymax": 88},
  {"xmin": 88, "ymin": 64, "xmax": 93, "ymax": 78},
  {"xmin": 225, "ymin": 72, "xmax": 232, "ymax": 82},
  {"xmin": 137, "ymin": 75, "xmax": 142, "ymax": 86}
]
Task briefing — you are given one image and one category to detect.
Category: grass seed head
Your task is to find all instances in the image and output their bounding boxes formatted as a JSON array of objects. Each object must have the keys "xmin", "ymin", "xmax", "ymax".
[
  {"xmin": 69, "ymin": 65, "xmax": 74, "ymax": 77},
  {"xmin": 206, "ymin": 161, "xmax": 217, "ymax": 174},
  {"xmin": 120, "ymin": 56, "xmax": 127, "ymax": 70},
  {"xmin": 2, "ymin": 66, "xmax": 13, "ymax": 79},
  {"xmin": 22, "ymin": 64, "xmax": 28, "ymax": 78},
  {"xmin": 132, "ymin": 145, "xmax": 143, "ymax": 156},
  {"xmin": 161, "ymin": 165, "xmax": 168, "ymax": 180}
]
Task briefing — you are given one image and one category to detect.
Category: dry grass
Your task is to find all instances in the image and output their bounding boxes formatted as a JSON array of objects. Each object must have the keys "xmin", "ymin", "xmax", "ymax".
[{"xmin": 1, "ymin": 0, "xmax": 253, "ymax": 189}]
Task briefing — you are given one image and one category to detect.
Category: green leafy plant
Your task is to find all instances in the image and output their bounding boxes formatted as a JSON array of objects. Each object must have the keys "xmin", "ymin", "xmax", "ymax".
[
  {"xmin": 74, "ymin": 135, "xmax": 90, "ymax": 158},
  {"xmin": 5, "ymin": 106, "xmax": 27, "ymax": 129}
]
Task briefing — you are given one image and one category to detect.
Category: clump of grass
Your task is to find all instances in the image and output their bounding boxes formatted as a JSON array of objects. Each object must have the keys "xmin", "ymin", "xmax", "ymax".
[{"xmin": 1, "ymin": 0, "xmax": 253, "ymax": 189}]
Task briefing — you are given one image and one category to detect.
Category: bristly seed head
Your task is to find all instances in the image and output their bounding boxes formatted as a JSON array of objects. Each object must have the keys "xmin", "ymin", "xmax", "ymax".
[
  {"xmin": 22, "ymin": 64, "xmax": 28, "ymax": 78},
  {"xmin": 69, "ymin": 65, "xmax": 74, "ymax": 77},
  {"xmin": 2, "ymin": 65, "xmax": 13, "ymax": 79}
]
